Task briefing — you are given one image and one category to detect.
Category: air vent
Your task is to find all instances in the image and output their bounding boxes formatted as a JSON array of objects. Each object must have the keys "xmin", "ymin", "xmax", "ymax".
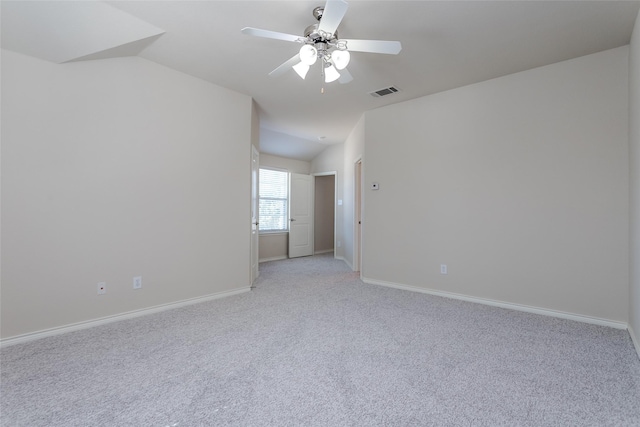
[{"xmin": 370, "ymin": 86, "xmax": 400, "ymax": 98}]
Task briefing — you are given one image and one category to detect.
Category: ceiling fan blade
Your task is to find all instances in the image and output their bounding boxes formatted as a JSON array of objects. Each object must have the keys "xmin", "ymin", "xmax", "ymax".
[
  {"xmin": 317, "ymin": 0, "xmax": 348, "ymax": 37},
  {"xmin": 338, "ymin": 68, "xmax": 353, "ymax": 84},
  {"xmin": 241, "ymin": 27, "xmax": 302, "ymax": 43},
  {"xmin": 341, "ymin": 39, "xmax": 402, "ymax": 55},
  {"xmin": 269, "ymin": 54, "xmax": 302, "ymax": 78}
]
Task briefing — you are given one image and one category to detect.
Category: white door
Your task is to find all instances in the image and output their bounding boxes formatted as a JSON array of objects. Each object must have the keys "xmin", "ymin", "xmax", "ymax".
[
  {"xmin": 289, "ymin": 173, "xmax": 313, "ymax": 258},
  {"xmin": 250, "ymin": 145, "xmax": 259, "ymax": 283}
]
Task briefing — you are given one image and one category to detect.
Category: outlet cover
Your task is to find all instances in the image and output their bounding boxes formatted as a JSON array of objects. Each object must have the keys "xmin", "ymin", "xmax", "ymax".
[
  {"xmin": 440, "ymin": 264, "xmax": 448, "ymax": 275},
  {"xmin": 133, "ymin": 276, "xmax": 142, "ymax": 290},
  {"xmin": 97, "ymin": 282, "xmax": 106, "ymax": 295}
]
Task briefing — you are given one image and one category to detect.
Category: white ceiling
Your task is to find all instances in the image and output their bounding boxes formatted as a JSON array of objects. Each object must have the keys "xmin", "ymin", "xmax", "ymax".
[{"xmin": 2, "ymin": 1, "xmax": 639, "ymax": 161}]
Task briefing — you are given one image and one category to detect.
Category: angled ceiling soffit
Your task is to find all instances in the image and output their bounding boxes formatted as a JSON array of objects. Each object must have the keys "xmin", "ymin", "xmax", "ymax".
[{"xmin": 1, "ymin": 1, "xmax": 165, "ymax": 63}]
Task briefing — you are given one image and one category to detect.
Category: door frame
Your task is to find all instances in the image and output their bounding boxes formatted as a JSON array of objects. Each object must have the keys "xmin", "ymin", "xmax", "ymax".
[
  {"xmin": 354, "ymin": 158, "xmax": 362, "ymax": 274},
  {"xmin": 250, "ymin": 145, "xmax": 259, "ymax": 284},
  {"xmin": 313, "ymin": 171, "xmax": 337, "ymax": 258}
]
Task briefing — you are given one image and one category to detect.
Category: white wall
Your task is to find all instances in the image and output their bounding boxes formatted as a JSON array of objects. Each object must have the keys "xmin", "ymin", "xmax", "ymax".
[
  {"xmin": 341, "ymin": 117, "xmax": 365, "ymax": 269},
  {"xmin": 629, "ymin": 10, "xmax": 640, "ymax": 354},
  {"xmin": 1, "ymin": 50, "xmax": 253, "ymax": 339},
  {"xmin": 312, "ymin": 143, "xmax": 344, "ymax": 258},
  {"xmin": 251, "ymin": 101, "xmax": 260, "ymax": 152},
  {"xmin": 260, "ymin": 153, "xmax": 310, "ymax": 174},
  {"xmin": 312, "ymin": 144, "xmax": 344, "ymax": 174},
  {"xmin": 363, "ymin": 47, "xmax": 630, "ymax": 323},
  {"xmin": 259, "ymin": 128, "xmax": 324, "ymax": 161}
]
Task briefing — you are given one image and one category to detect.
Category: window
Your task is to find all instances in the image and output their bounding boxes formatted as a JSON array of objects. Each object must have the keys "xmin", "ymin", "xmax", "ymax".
[{"xmin": 259, "ymin": 168, "xmax": 288, "ymax": 232}]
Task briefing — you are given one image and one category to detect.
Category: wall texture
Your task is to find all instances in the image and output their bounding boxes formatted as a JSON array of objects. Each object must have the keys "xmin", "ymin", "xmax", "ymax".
[
  {"xmin": 1, "ymin": 51, "xmax": 253, "ymax": 339},
  {"xmin": 260, "ymin": 153, "xmax": 311, "ymax": 175},
  {"xmin": 629, "ymin": 9, "xmax": 640, "ymax": 353},
  {"xmin": 258, "ymin": 233, "xmax": 288, "ymax": 262},
  {"xmin": 363, "ymin": 47, "xmax": 629, "ymax": 323},
  {"xmin": 311, "ymin": 144, "xmax": 344, "ymax": 174}
]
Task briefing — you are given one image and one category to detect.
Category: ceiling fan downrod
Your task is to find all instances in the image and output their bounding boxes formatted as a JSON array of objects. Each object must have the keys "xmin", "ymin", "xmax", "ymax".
[{"xmin": 313, "ymin": 6, "xmax": 324, "ymax": 21}]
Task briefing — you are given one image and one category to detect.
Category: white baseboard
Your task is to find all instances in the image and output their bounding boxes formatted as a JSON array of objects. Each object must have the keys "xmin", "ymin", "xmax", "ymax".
[
  {"xmin": 630, "ymin": 325, "xmax": 640, "ymax": 360},
  {"xmin": 314, "ymin": 249, "xmax": 334, "ymax": 255},
  {"xmin": 0, "ymin": 287, "xmax": 251, "ymax": 348},
  {"xmin": 259, "ymin": 256, "xmax": 287, "ymax": 263},
  {"xmin": 362, "ymin": 277, "xmax": 628, "ymax": 330}
]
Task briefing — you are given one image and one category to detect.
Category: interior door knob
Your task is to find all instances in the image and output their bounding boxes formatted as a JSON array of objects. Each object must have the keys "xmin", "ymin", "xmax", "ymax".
[{"xmin": 290, "ymin": 218, "xmax": 296, "ymax": 222}]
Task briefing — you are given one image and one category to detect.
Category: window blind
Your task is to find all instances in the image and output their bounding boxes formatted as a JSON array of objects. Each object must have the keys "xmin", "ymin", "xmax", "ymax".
[{"xmin": 259, "ymin": 169, "xmax": 288, "ymax": 232}]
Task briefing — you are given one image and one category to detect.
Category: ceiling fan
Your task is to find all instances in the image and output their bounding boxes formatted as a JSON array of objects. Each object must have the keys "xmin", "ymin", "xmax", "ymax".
[{"xmin": 241, "ymin": 0, "xmax": 402, "ymax": 85}]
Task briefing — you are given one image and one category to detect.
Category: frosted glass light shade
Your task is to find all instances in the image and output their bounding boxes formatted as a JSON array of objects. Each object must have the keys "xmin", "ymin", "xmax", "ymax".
[
  {"xmin": 299, "ymin": 45, "xmax": 318, "ymax": 66},
  {"xmin": 293, "ymin": 62, "xmax": 310, "ymax": 79},
  {"xmin": 332, "ymin": 50, "xmax": 350, "ymax": 70},
  {"xmin": 324, "ymin": 65, "xmax": 340, "ymax": 83}
]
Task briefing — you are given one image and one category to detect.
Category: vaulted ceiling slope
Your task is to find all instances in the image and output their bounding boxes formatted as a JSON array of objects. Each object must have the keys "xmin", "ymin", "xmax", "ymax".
[{"xmin": 2, "ymin": 1, "xmax": 639, "ymax": 160}]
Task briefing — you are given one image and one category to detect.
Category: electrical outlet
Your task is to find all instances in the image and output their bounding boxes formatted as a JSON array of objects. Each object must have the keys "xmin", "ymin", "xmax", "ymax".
[
  {"xmin": 97, "ymin": 282, "xmax": 106, "ymax": 295},
  {"xmin": 133, "ymin": 276, "xmax": 142, "ymax": 290},
  {"xmin": 440, "ymin": 264, "xmax": 448, "ymax": 275}
]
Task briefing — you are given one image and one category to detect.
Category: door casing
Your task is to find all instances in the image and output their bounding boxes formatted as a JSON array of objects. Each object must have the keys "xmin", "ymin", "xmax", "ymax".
[{"xmin": 250, "ymin": 145, "xmax": 259, "ymax": 283}]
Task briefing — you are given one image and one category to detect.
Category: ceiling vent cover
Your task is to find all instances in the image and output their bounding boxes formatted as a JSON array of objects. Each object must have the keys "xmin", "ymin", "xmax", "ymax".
[{"xmin": 370, "ymin": 86, "xmax": 400, "ymax": 97}]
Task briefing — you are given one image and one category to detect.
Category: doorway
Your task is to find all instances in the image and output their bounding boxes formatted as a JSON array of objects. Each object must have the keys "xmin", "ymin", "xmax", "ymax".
[{"xmin": 314, "ymin": 173, "xmax": 336, "ymax": 256}]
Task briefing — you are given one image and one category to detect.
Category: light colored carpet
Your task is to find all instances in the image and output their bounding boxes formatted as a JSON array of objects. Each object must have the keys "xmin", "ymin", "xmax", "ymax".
[{"xmin": 2, "ymin": 254, "xmax": 640, "ymax": 426}]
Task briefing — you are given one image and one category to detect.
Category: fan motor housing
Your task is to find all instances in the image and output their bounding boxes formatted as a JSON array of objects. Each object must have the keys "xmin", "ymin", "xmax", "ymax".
[{"xmin": 304, "ymin": 23, "xmax": 338, "ymax": 43}]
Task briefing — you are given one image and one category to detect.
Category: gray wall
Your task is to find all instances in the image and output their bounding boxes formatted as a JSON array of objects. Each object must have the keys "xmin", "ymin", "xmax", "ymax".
[
  {"xmin": 1, "ymin": 51, "xmax": 253, "ymax": 339},
  {"xmin": 258, "ymin": 233, "xmax": 288, "ymax": 263},
  {"xmin": 360, "ymin": 47, "xmax": 629, "ymax": 323}
]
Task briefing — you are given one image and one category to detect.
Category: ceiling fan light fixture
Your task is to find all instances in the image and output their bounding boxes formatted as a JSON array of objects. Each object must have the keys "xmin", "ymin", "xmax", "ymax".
[
  {"xmin": 293, "ymin": 62, "xmax": 310, "ymax": 79},
  {"xmin": 324, "ymin": 64, "xmax": 340, "ymax": 83},
  {"xmin": 242, "ymin": 0, "xmax": 402, "ymax": 86},
  {"xmin": 331, "ymin": 49, "xmax": 350, "ymax": 70},
  {"xmin": 299, "ymin": 44, "xmax": 318, "ymax": 65}
]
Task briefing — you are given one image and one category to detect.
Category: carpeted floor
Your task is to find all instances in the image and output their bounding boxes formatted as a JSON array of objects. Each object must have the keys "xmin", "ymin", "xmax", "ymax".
[{"xmin": 2, "ymin": 254, "xmax": 640, "ymax": 426}]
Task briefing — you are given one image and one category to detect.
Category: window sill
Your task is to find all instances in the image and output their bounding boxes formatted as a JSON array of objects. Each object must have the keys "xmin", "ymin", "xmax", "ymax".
[{"xmin": 259, "ymin": 231, "xmax": 289, "ymax": 236}]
